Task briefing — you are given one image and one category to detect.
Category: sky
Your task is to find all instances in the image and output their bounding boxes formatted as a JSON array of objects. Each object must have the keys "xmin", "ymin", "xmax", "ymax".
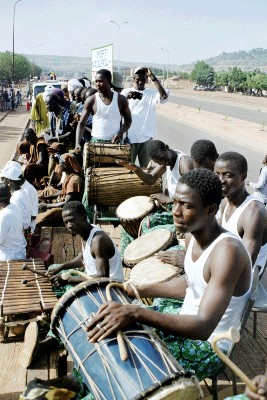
[{"xmin": 1, "ymin": 0, "xmax": 267, "ymax": 67}]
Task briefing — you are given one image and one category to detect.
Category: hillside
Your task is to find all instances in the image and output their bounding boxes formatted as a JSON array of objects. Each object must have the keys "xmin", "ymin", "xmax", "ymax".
[{"xmin": 25, "ymin": 47, "xmax": 267, "ymax": 77}]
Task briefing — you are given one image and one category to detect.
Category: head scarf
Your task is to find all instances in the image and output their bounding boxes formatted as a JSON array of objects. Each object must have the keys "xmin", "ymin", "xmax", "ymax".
[
  {"xmin": 67, "ymin": 78, "xmax": 83, "ymax": 93},
  {"xmin": 61, "ymin": 153, "xmax": 83, "ymax": 174}
]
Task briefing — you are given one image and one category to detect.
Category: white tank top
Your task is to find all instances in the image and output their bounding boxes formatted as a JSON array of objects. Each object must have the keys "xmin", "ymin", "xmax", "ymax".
[
  {"xmin": 165, "ymin": 151, "xmax": 184, "ymax": 199},
  {"xmin": 82, "ymin": 225, "xmax": 124, "ymax": 281},
  {"xmin": 222, "ymin": 195, "xmax": 267, "ymax": 270},
  {"xmin": 91, "ymin": 92, "xmax": 121, "ymax": 140},
  {"xmin": 180, "ymin": 232, "xmax": 252, "ymax": 351}
]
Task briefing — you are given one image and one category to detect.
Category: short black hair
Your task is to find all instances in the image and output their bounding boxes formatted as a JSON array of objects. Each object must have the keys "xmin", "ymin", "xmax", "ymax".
[
  {"xmin": 147, "ymin": 140, "xmax": 167, "ymax": 159},
  {"xmin": 24, "ymin": 127, "xmax": 36, "ymax": 137},
  {"xmin": 46, "ymin": 93, "xmax": 65, "ymax": 107},
  {"xmin": 190, "ymin": 140, "xmax": 218, "ymax": 163},
  {"xmin": 97, "ymin": 69, "xmax": 112, "ymax": 83},
  {"xmin": 0, "ymin": 183, "xmax": 10, "ymax": 204},
  {"xmin": 62, "ymin": 201, "xmax": 86, "ymax": 217},
  {"xmin": 217, "ymin": 151, "xmax": 248, "ymax": 174},
  {"xmin": 179, "ymin": 168, "xmax": 222, "ymax": 208}
]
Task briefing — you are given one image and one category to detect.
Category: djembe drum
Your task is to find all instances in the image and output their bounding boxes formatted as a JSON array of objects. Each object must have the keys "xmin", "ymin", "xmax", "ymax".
[
  {"xmin": 116, "ymin": 196, "xmax": 156, "ymax": 238},
  {"xmin": 130, "ymin": 256, "xmax": 183, "ymax": 285},
  {"xmin": 51, "ymin": 279, "xmax": 202, "ymax": 400},
  {"xmin": 123, "ymin": 228, "xmax": 176, "ymax": 267}
]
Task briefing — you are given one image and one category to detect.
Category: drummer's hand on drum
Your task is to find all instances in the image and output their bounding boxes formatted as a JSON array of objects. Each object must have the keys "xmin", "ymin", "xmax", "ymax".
[
  {"xmin": 150, "ymin": 193, "xmax": 172, "ymax": 205},
  {"xmin": 49, "ymin": 274, "xmax": 65, "ymax": 288},
  {"xmin": 111, "ymin": 132, "xmax": 122, "ymax": 144},
  {"xmin": 86, "ymin": 301, "xmax": 136, "ymax": 343},
  {"xmin": 115, "ymin": 159, "xmax": 137, "ymax": 171},
  {"xmin": 155, "ymin": 250, "xmax": 185, "ymax": 269},
  {"xmin": 245, "ymin": 375, "xmax": 267, "ymax": 400}
]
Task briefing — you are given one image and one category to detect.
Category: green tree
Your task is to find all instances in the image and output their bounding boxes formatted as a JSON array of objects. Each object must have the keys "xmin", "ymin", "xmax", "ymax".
[
  {"xmin": 227, "ymin": 67, "xmax": 247, "ymax": 91},
  {"xmin": 191, "ymin": 60, "xmax": 215, "ymax": 86},
  {"xmin": 0, "ymin": 51, "xmax": 42, "ymax": 82}
]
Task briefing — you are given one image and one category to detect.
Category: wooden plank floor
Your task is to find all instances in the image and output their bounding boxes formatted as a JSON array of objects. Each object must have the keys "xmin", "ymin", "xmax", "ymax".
[{"xmin": 0, "ymin": 223, "xmax": 266, "ymax": 398}]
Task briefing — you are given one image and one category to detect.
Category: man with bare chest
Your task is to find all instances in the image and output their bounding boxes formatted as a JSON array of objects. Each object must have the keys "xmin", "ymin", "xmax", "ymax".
[{"xmin": 75, "ymin": 69, "xmax": 132, "ymax": 148}]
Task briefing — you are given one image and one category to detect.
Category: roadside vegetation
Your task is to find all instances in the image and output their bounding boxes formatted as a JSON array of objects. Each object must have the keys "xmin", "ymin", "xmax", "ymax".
[{"xmin": 0, "ymin": 51, "xmax": 42, "ymax": 84}]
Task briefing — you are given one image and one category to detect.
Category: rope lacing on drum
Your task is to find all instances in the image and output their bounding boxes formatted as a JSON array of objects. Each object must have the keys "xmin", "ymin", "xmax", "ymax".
[{"xmin": 0, "ymin": 260, "xmax": 10, "ymax": 307}]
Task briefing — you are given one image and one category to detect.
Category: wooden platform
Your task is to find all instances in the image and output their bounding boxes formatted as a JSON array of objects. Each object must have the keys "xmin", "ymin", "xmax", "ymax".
[{"xmin": 0, "ymin": 223, "xmax": 266, "ymax": 399}]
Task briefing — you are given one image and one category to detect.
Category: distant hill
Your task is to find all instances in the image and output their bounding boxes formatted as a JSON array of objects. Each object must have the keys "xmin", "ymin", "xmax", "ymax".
[{"xmin": 25, "ymin": 47, "xmax": 267, "ymax": 78}]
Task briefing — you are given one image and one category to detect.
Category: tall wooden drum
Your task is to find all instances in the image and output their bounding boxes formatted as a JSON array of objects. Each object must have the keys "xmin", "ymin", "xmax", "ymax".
[
  {"xmin": 116, "ymin": 196, "xmax": 156, "ymax": 238},
  {"xmin": 83, "ymin": 142, "xmax": 131, "ymax": 168},
  {"xmin": 85, "ymin": 167, "xmax": 161, "ymax": 207}
]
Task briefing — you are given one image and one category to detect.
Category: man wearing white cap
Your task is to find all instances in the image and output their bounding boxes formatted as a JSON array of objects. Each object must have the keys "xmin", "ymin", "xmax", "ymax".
[
  {"xmin": 0, "ymin": 183, "xmax": 26, "ymax": 261},
  {"xmin": 2, "ymin": 161, "xmax": 38, "ymax": 233},
  {"xmin": 121, "ymin": 67, "xmax": 168, "ymax": 167},
  {"xmin": 0, "ymin": 162, "xmax": 32, "ymax": 233}
]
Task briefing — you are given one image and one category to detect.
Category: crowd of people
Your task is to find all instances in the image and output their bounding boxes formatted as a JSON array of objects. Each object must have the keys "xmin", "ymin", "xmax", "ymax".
[{"xmin": 0, "ymin": 67, "xmax": 266, "ymax": 400}]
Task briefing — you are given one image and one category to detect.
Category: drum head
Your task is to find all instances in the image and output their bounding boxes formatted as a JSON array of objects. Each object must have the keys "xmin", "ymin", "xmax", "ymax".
[
  {"xmin": 124, "ymin": 228, "xmax": 175, "ymax": 266},
  {"xmin": 116, "ymin": 196, "xmax": 155, "ymax": 220},
  {"xmin": 130, "ymin": 256, "xmax": 182, "ymax": 285}
]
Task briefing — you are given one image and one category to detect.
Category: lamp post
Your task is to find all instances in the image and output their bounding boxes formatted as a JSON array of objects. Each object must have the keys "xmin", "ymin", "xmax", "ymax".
[
  {"xmin": 161, "ymin": 47, "xmax": 170, "ymax": 88},
  {"xmin": 110, "ymin": 20, "xmax": 129, "ymax": 72},
  {"xmin": 32, "ymin": 43, "xmax": 43, "ymax": 77},
  {"xmin": 12, "ymin": 0, "xmax": 22, "ymax": 110}
]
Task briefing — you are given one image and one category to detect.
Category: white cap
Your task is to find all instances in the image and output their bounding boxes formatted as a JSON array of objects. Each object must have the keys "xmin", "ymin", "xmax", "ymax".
[
  {"xmin": 0, "ymin": 161, "xmax": 22, "ymax": 181},
  {"xmin": 133, "ymin": 66, "xmax": 148, "ymax": 75}
]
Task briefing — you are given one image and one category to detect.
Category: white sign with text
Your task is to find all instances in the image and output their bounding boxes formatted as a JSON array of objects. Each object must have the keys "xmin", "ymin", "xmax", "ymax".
[{"xmin": 91, "ymin": 44, "xmax": 113, "ymax": 82}]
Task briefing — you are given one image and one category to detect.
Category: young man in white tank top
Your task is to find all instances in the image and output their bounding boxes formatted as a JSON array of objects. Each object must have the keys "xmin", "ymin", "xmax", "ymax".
[
  {"xmin": 86, "ymin": 169, "xmax": 252, "ymax": 381},
  {"xmin": 49, "ymin": 201, "xmax": 124, "ymax": 287},
  {"xmin": 75, "ymin": 69, "xmax": 132, "ymax": 149},
  {"xmin": 215, "ymin": 151, "xmax": 267, "ymax": 273}
]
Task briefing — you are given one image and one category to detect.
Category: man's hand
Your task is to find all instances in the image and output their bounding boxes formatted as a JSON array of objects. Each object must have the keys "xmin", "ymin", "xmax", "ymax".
[
  {"xmin": 155, "ymin": 250, "xmax": 185, "ymax": 269},
  {"xmin": 86, "ymin": 301, "xmax": 136, "ymax": 343},
  {"xmin": 126, "ymin": 91, "xmax": 143, "ymax": 100},
  {"xmin": 116, "ymin": 159, "xmax": 137, "ymax": 171},
  {"xmin": 111, "ymin": 133, "xmax": 122, "ymax": 144},
  {"xmin": 39, "ymin": 203, "xmax": 48, "ymax": 212},
  {"xmin": 150, "ymin": 193, "xmax": 171, "ymax": 205},
  {"xmin": 147, "ymin": 68, "xmax": 155, "ymax": 80},
  {"xmin": 49, "ymin": 274, "xmax": 66, "ymax": 288},
  {"xmin": 245, "ymin": 375, "xmax": 267, "ymax": 400},
  {"xmin": 47, "ymin": 265, "xmax": 64, "ymax": 276}
]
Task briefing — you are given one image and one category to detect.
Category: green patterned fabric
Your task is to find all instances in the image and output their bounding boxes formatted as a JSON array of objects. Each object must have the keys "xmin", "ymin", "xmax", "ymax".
[
  {"xmin": 149, "ymin": 298, "xmax": 225, "ymax": 382},
  {"xmin": 139, "ymin": 208, "xmax": 174, "ymax": 234}
]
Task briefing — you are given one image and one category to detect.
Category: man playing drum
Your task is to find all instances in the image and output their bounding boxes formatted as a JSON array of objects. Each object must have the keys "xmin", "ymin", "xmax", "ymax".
[
  {"xmin": 75, "ymin": 69, "xmax": 132, "ymax": 149},
  {"xmin": 87, "ymin": 169, "xmax": 252, "ymax": 382}
]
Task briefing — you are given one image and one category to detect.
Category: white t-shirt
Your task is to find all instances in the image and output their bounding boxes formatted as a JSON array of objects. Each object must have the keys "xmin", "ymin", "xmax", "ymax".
[
  {"xmin": 21, "ymin": 180, "xmax": 39, "ymax": 232},
  {"xmin": 82, "ymin": 225, "xmax": 124, "ymax": 281},
  {"xmin": 0, "ymin": 203, "xmax": 27, "ymax": 261},
  {"xmin": 121, "ymin": 88, "xmax": 167, "ymax": 144},
  {"xmin": 10, "ymin": 188, "xmax": 32, "ymax": 230}
]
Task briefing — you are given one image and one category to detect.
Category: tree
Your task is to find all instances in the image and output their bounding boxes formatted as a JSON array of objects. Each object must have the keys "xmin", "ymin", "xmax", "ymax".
[
  {"xmin": 191, "ymin": 61, "xmax": 215, "ymax": 86},
  {"xmin": 0, "ymin": 51, "xmax": 42, "ymax": 83}
]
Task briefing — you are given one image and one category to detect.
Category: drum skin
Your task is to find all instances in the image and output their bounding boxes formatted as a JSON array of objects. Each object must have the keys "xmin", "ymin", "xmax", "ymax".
[
  {"xmin": 123, "ymin": 228, "xmax": 175, "ymax": 267},
  {"xmin": 51, "ymin": 279, "xmax": 201, "ymax": 400},
  {"xmin": 116, "ymin": 196, "xmax": 155, "ymax": 238}
]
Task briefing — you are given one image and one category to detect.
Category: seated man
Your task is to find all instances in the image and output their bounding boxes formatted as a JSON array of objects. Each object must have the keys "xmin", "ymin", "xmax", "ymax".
[
  {"xmin": 215, "ymin": 151, "xmax": 267, "ymax": 273},
  {"xmin": 75, "ymin": 69, "xmax": 132, "ymax": 148},
  {"xmin": 86, "ymin": 169, "xmax": 252, "ymax": 382},
  {"xmin": 49, "ymin": 200, "xmax": 124, "ymax": 292},
  {"xmin": 22, "ymin": 127, "xmax": 49, "ymax": 186},
  {"xmin": 0, "ymin": 183, "xmax": 26, "ymax": 261},
  {"xmin": 37, "ymin": 153, "xmax": 84, "ymax": 228}
]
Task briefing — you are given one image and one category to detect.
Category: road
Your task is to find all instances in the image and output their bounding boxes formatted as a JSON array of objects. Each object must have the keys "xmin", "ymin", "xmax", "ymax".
[{"xmin": 156, "ymin": 92, "xmax": 267, "ymax": 183}]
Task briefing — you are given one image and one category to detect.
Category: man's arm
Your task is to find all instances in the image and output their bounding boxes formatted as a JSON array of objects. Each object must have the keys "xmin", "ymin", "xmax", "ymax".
[
  {"xmin": 75, "ymin": 95, "xmax": 95, "ymax": 149},
  {"xmin": 240, "ymin": 201, "xmax": 267, "ymax": 265},
  {"xmin": 248, "ymin": 167, "xmax": 267, "ymax": 190},
  {"xmin": 112, "ymin": 95, "xmax": 132, "ymax": 143},
  {"xmin": 49, "ymin": 253, "xmax": 83, "ymax": 276},
  {"xmin": 179, "ymin": 155, "xmax": 194, "ymax": 175},
  {"xmin": 116, "ymin": 160, "xmax": 166, "ymax": 185},
  {"xmin": 36, "ymin": 143, "xmax": 47, "ymax": 165},
  {"xmin": 86, "ymin": 236, "xmax": 248, "ymax": 343},
  {"xmin": 147, "ymin": 68, "xmax": 168, "ymax": 100}
]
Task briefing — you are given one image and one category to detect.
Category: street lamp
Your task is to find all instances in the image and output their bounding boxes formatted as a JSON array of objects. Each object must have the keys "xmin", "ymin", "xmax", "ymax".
[
  {"xmin": 110, "ymin": 20, "xmax": 129, "ymax": 72},
  {"xmin": 32, "ymin": 43, "xmax": 43, "ymax": 77},
  {"xmin": 12, "ymin": 0, "xmax": 22, "ymax": 110},
  {"xmin": 161, "ymin": 48, "xmax": 170, "ymax": 88}
]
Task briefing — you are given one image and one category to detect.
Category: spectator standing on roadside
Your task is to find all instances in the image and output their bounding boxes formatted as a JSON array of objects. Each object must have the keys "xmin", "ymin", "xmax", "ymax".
[
  {"xmin": 3, "ymin": 90, "xmax": 9, "ymax": 110},
  {"xmin": 121, "ymin": 66, "xmax": 168, "ymax": 167},
  {"xmin": 247, "ymin": 154, "xmax": 267, "ymax": 206}
]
